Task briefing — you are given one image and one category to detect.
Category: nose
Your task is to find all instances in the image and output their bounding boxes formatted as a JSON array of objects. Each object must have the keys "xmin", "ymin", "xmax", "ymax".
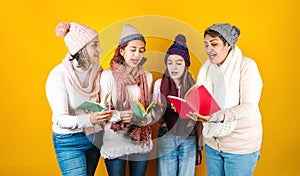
[
  {"xmin": 134, "ymin": 50, "xmax": 141, "ymax": 57},
  {"xmin": 206, "ymin": 44, "xmax": 213, "ymax": 52},
  {"xmin": 171, "ymin": 63, "xmax": 176, "ymax": 69},
  {"xmin": 97, "ymin": 46, "xmax": 102, "ymax": 53}
]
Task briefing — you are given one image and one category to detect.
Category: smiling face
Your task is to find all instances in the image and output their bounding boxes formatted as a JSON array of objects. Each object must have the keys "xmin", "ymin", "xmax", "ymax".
[
  {"xmin": 73, "ymin": 37, "xmax": 102, "ymax": 71},
  {"xmin": 120, "ymin": 40, "xmax": 145, "ymax": 73},
  {"xmin": 85, "ymin": 37, "xmax": 102, "ymax": 65},
  {"xmin": 204, "ymin": 34, "xmax": 231, "ymax": 66},
  {"xmin": 167, "ymin": 54, "xmax": 186, "ymax": 84}
]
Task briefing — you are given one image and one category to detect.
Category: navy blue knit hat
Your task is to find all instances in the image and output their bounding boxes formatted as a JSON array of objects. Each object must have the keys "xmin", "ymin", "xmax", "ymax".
[{"xmin": 164, "ymin": 34, "xmax": 190, "ymax": 66}]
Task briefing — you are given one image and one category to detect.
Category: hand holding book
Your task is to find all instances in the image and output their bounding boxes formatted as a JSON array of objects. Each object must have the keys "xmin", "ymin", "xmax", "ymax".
[
  {"xmin": 76, "ymin": 93, "xmax": 112, "ymax": 125},
  {"xmin": 167, "ymin": 85, "xmax": 221, "ymax": 119}
]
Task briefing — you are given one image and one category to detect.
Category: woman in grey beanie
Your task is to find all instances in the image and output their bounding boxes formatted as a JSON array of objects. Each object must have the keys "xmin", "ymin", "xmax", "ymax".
[{"xmin": 188, "ymin": 23, "xmax": 263, "ymax": 176}]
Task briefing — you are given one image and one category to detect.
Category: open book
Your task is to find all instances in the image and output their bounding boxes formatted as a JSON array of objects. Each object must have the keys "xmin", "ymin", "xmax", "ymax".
[
  {"xmin": 132, "ymin": 100, "xmax": 155, "ymax": 120},
  {"xmin": 167, "ymin": 85, "xmax": 221, "ymax": 119},
  {"xmin": 76, "ymin": 93, "xmax": 110, "ymax": 112}
]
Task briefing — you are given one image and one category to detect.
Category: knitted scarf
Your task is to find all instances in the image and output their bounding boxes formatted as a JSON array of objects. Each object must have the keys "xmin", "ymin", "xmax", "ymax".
[
  {"xmin": 110, "ymin": 58, "xmax": 149, "ymax": 109},
  {"xmin": 109, "ymin": 58, "xmax": 151, "ymax": 144},
  {"xmin": 63, "ymin": 53, "xmax": 102, "ymax": 101},
  {"xmin": 160, "ymin": 71, "xmax": 195, "ymax": 136},
  {"xmin": 197, "ymin": 46, "xmax": 242, "ymax": 138},
  {"xmin": 63, "ymin": 53, "xmax": 103, "ymax": 134}
]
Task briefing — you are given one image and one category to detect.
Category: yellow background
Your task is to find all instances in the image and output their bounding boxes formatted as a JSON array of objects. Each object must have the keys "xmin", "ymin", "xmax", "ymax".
[{"xmin": 1, "ymin": 0, "xmax": 299, "ymax": 175}]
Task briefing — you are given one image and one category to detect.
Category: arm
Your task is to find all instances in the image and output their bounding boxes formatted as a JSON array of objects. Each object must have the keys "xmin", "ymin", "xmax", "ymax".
[
  {"xmin": 99, "ymin": 69, "xmax": 121, "ymax": 122},
  {"xmin": 150, "ymin": 79, "xmax": 165, "ymax": 123},
  {"xmin": 144, "ymin": 72, "xmax": 153, "ymax": 124},
  {"xmin": 45, "ymin": 66, "xmax": 92, "ymax": 129}
]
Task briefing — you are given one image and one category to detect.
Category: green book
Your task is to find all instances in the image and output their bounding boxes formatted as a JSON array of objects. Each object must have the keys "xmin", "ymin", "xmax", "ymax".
[
  {"xmin": 76, "ymin": 101, "xmax": 105, "ymax": 112},
  {"xmin": 132, "ymin": 100, "xmax": 155, "ymax": 120},
  {"xmin": 76, "ymin": 93, "xmax": 110, "ymax": 112}
]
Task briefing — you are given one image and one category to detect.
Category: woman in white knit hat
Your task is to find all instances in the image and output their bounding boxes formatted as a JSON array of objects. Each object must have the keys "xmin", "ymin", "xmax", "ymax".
[
  {"xmin": 46, "ymin": 22, "xmax": 113, "ymax": 176},
  {"xmin": 188, "ymin": 23, "xmax": 263, "ymax": 176},
  {"xmin": 99, "ymin": 24, "xmax": 153, "ymax": 176}
]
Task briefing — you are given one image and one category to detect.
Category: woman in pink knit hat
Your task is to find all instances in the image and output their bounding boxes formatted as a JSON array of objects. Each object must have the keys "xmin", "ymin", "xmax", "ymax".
[
  {"xmin": 99, "ymin": 24, "xmax": 152, "ymax": 176},
  {"xmin": 46, "ymin": 22, "xmax": 113, "ymax": 176}
]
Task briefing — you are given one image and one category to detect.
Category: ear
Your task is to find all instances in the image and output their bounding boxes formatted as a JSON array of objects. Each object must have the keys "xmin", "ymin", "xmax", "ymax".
[
  {"xmin": 120, "ymin": 48, "xmax": 124, "ymax": 56},
  {"xmin": 225, "ymin": 43, "xmax": 232, "ymax": 51}
]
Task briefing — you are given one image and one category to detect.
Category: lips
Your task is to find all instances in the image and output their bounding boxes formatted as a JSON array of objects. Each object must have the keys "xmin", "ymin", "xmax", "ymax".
[
  {"xmin": 208, "ymin": 54, "xmax": 216, "ymax": 60},
  {"xmin": 131, "ymin": 59, "xmax": 139, "ymax": 65},
  {"xmin": 171, "ymin": 71, "xmax": 178, "ymax": 76}
]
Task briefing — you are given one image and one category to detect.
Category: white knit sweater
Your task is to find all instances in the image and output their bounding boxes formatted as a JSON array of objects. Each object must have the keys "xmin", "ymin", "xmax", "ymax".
[{"xmin": 46, "ymin": 63, "xmax": 96, "ymax": 134}]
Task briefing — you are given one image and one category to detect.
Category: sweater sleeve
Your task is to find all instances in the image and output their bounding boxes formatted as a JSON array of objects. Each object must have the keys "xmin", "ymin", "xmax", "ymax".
[
  {"xmin": 45, "ymin": 65, "xmax": 92, "ymax": 129},
  {"xmin": 99, "ymin": 69, "xmax": 121, "ymax": 122},
  {"xmin": 210, "ymin": 57, "xmax": 263, "ymax": 122},
  {"xmin": 144, "ymin": 71, "xmax": 153, "ymax": 124}
]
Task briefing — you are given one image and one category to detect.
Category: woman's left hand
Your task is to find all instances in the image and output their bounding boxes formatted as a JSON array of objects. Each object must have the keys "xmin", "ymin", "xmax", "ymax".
[{"xmin": 187, "ymin": 112, "xmax": 211, "ymax": 122}]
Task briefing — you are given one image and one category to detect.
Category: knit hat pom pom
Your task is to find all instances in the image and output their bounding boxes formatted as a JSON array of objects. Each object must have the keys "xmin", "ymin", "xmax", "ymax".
[
  {"xmin": 232, "ymin": 26, "xmax": 241, "ymax": 36},
  {"xmin": 56, "ymin": 22, "xmax": 70, "ymax": 37},
  {"xmin": 174, "ymin": 34, "xmax": 187, "ymax": 47}
]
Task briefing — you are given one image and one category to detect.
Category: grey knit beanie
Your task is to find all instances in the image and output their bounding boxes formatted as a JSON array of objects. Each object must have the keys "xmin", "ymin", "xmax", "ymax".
[
  {"xmin": 119, "ymin": 24, "xmax": 146, "ymax": 46},
  {"xmin": 207, "ymin": 23, "xmax": 240, "ymax": 46}
]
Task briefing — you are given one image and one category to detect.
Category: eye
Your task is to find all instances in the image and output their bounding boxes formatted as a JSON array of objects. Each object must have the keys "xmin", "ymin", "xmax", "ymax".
[{"xmin": 139, "ymin": 48, "xmax": 145, "ymax": 53}]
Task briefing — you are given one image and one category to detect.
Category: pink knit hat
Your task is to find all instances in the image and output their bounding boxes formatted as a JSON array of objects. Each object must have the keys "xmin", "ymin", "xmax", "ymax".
[{"xmin": 55, "ymin": 22, "xmax": 98, "ymax": 55}]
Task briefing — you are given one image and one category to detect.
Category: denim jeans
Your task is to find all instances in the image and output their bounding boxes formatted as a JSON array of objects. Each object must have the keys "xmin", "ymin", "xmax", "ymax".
[
  {"xmin": 53, "ymin": 132, "xmax": 100, "ymax": 176},
  {"xmin": 157, "ymin": 127, "xmax": 196, "ymax": 176},
  {"xmin": 205, "ymin": 144, "xmax": 260, "ymax": 176},
  {"xmin": 105, "ymin": 153, "xmax": 149, "ymax": 176}
]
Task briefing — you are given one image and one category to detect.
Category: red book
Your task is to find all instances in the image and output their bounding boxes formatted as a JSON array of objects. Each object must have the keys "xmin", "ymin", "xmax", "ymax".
[{"xmin": 167, "ymin": 85, "xmax": 221, "ymax": 119}]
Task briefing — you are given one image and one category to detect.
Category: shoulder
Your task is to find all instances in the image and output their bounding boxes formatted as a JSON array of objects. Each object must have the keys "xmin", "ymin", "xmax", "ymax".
[
  {"xmin": 101, "ymin": 68, "xmax": 113, "ymax": 77},
  {"xmin": 144, "ymin": 70, "xmax": 152, "ymax": 77},
  {"xmin": 153, "ymin": 78, "xmax": 162, "ymax": 91},
  {"xmin": 154, "ymin": 78, "xmax": 162, "ymax": 88},
  {"xmin": 100, "ymin": 68, "xmax": 114, "ymax": 81},
  {"xmin": 240, "ymin": 56, "xmax": 262, "ymax": 81},
  {"xmin": 46, "ymin": 63, "xmax": 67, "ymax": 90},
  {"xmin": 47, "ymin": 64, "xmax": 66, "ymax": 82},
  {"xmin": 241, "ymin": 56, "xmax": 260, "ymax": 72}
]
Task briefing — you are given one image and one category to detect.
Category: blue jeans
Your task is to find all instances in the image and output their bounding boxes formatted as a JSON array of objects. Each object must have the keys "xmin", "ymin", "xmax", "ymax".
[
  {"xmin": 205, "ymin": 144, "xmax": 260, "ymax": 176},
  {"xmin": 105, "ymin": 153, "xmax": 149, "ymax": 176},
  {"xmin": 157, "ymin": 127, "xmax": 196, "ymax": 176},
  {"xmin": 53, "ymin": 132, "xmax": 100, "ymax": 176}
]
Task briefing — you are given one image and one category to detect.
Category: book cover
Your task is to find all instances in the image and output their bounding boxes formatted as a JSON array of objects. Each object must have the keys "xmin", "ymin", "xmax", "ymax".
[
  {"xmin": 76, "ymin": 93, "xmax": 110, "ymax": 112},
  {"xmin": 132, "ymin": 100, "xmax": 155, "ymax": 120},
  {"xmin": 76, "ymin": 101, "xmax": 105, "ymax": 112},
  {"xmin": 167, "ymin": 85, "xmax": 221, "ymax": 118}
]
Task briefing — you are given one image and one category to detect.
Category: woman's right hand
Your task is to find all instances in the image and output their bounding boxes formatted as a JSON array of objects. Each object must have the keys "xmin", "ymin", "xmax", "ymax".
[
  {"xmin": 120, "ymin": 110, "xmax": 133, "ymax": 123},
  {"xmin": 90, "ymin": 110, "xmax": 113, "ymax": 125}
]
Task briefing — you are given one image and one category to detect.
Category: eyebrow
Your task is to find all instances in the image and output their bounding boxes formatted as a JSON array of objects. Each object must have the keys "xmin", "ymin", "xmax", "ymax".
[
  {"xmin": 208, "ymin": 39, "xmax": 219, "ymax": 43},
  {"xmin": 129, "ymin": 46, "xmax": 145, "ymax": 49}
]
